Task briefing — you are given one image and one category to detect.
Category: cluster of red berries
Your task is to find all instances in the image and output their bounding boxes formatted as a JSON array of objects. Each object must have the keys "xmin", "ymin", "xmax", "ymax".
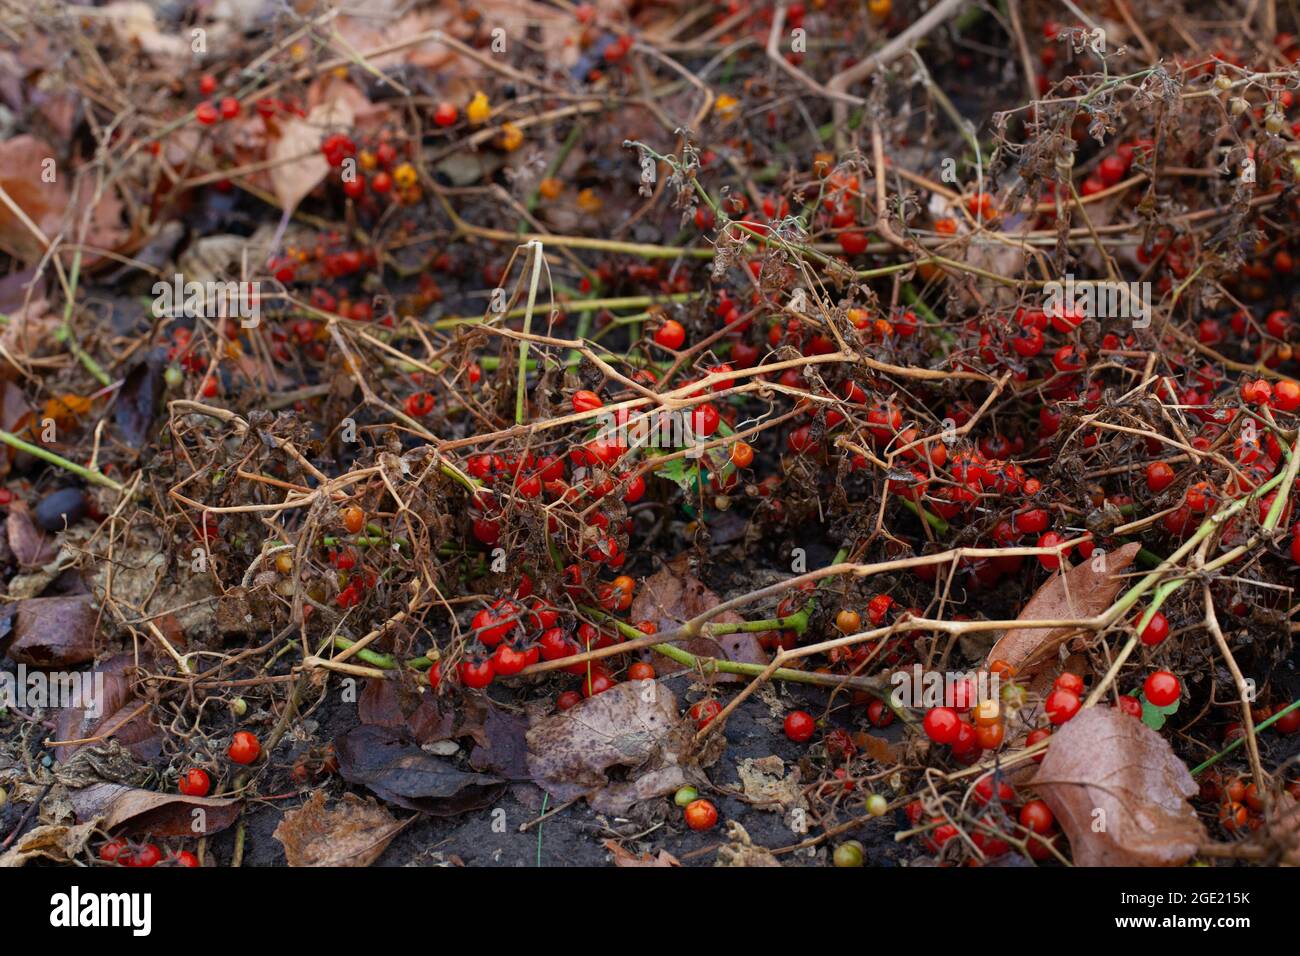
[{"xmin": 99, "ymin": 839, "xmax": 198, "ymax": 868}]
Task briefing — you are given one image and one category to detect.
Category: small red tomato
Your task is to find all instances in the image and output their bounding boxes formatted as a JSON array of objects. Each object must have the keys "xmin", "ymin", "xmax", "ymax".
[
  {"xmin": 459, "ymin": 658, "xmax": 496, "ymax": 689},
  {"xmin": 683, "ymin": 798, "xmax": 718, "ymax": 831},
  {"xmin": 178, "ymin": 768, "xmax": 211, "ymax": 797},
  {"xmin": 688, "ymin": 699, "xmax": 722, "ymax": 729},
  {"xmin": 228, "ymin": 731, "xmax": 261, "ymax": 765},
  {"xmin": 922, "ymin": 706, "xmax": 961, "ymax": 745},
  {"xmin": 783, "ymin": 710, "xmax": 815, "ymax": 742},
  {"xmin": 1139, "ymin": 610, "xmax": 1169, "ymax": 645},
  {"xmin": 1116, "ymin": 694, "xmax": 1143, "ymax": 718},
  {"xmin": 1045, "ymin": 688, "xmax": 1081, "ymax": 725},
  {"xmin": 627, "ymin": 661, "xmax": 656, "ymax": 681},
  {"xmin": 1143, "ymin": 670, "xmax": 1181, "ymax": 707},
  {"xmin": 1019, "ymin": 799, "xmax": 1055, "ymax": 835},
  {"xmin": 653, "ymin": 319, "xmax": 686, "ymax": 350}
]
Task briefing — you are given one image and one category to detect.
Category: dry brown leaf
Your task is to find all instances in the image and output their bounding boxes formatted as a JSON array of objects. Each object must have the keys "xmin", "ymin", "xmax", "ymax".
[
  {"xmin": 268, "ymin": 78, "xmax": 373, "ymax": 213},
  {"xmin": 526, "ymin": 678, "xmax": 687, "ymax": 814},
  {"xmin": 0, "ymin": 820, "xmax": 99, "ymax": 867},
  {"xmin": 67, "ymin": 781, "xmax": 242, "ymax": 837},
  {"xmin": 8, "ymin": 594, "xmax": 97, "ymax": 667},
  {"xmin": 714, "ymin": 821, "xmax": 781, "ymax": 867},
  {"xmin": 53, "ymin": 653, "xmax": 162, "ymax": 763},
  {"xmin": 604, "ymin": 838, "xmax": 680, "ymax": 867},
  {"xmin": 986, "ymin": 542, "xmax": 1140, "ymax": 675},
  {"xmin": 1031, "ymin": 706, "xmax": 1205, "ymax": 866},
  {"xmin": 6, "ymin": 502, "xmax": 58, "ymax": 567},
  {"xmin": 629, "ymin": 554, "xmax": 768, "ymax": 682},
  {"xmin": 273, "ymin": 791, "xmax": 408, "ymax": 867}
]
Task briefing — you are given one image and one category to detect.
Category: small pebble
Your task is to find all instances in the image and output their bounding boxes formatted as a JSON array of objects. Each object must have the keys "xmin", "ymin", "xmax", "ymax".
[{"xmin": 33, "ymin": 487, "xmax": 86, "ymax": 532}]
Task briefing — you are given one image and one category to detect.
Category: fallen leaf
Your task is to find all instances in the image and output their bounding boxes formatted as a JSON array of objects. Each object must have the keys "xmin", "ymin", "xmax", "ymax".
[
  {"xmin": 714, "ymin": 820, "xmax": 781, "ymax": 867},
  {"xmin": 68, "ymin": 781, "xmax": 241, "ymax": 836},
  {"xmin": 986, "ymin": 542, "xmax": 1140, "ymax": 675},
  {"xmin": 268, "ymin": 78, "xmax": 372, "ymax": 214},
  {"xmin": 6, "ymin": 502, "xmax": 58, "ymax": 567},
  {"xmin": 526, "ymin": 679, "xmax": 687, "ymax": 815},
  {"xmin": 1031, "ymin": 706, "xmax": 1206, "ymax": 866},
  {"xmin": 52, "ymin": 654, "xmax": 162, "ymax": 763},
  {"xmin": 629, "ymin": 554, "xmax": 768, "ymax": 682},
  {"xmin": 0, "ymin": 135, "xmax": 126, "ymax": 265},
  {"xmin": 114, "ymin": 355, "xmax": 164, "ymax": 449},
  {"xmin": 358, "ymin": 676, "xmax": 491, "ymax": 746},
  {"xmin": 334, "ymin": 724, "xmax": 506, "ymax": 814},
  {"xmin": 8, "ymin": 594, "xmax": 98, "ymax": 667},
  {"xmin": 273, "ymin": 791, "xmax": 408, "ymax": 867},
  {"xmin": 99, "ymin": 2, "xmax": 190, "ymax": 64},
  {"xmin": 736, "ymin": 755, "xmax": 804, "ymax": 813},
  {"xmin": 0, "ymin": 821, "xmax": 99, "ymax": 867},
  {"xmin": 604, "ymin": 839, "xmax": 680, "ymax": 867}
]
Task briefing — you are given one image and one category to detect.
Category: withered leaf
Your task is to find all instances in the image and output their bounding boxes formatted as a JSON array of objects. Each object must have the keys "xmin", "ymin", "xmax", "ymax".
[
  {"xmin": 604, "ymin": 839, "xmax": 681, "ymax": 867},
  {"xmin": 526, "ymin": 679, "xmax": 687, "ymax": 815},
  {"xmin": 6, "ymin": 502, "xmax": 58, "ymax": 567},
  {"xmin": 8, "ymin": 594, "xmax": 98, "ymax": 666},
  {"xmin": 69, "ymin": 781, "xmax": 241, "ymax": 837},
  {"xmin": 269, "ymin": 79, "xmax": 372, "ymax": 213},
  {"xmin": 53, "ymin": 654, "xmax": 162, "ymax": 763},
  {"xmin": 114, "ymin": 355, "xmax": 164, "ymax": 449},
  {"xmin": 334, "ymin": 724, "xmax": 505, "ymax": 815},
  {"xmin": 0, "ymin": 821, "xmax": 99, "ymax": 868},
  {"xmin": 358, "ymin": 677, "xmax": 491, "ymax": 746},
  {"xmin": 986, "ymin": 542, "xmax": 1140, "ymax": 675},
  {"xmin": 273, "ymin": 791, "xmax": 409, "ymax": 867},
  {"xmin": 1031, "ymin": 706, "xmax": 1206, "ymax": 866},
  {"xmin": 629, "ymin": 554, "xmax": 768, "ymax": 682}
]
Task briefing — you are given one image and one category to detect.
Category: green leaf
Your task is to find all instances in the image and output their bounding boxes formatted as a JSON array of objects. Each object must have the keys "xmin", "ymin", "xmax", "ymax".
[
  {"xmin": 650, "ymin": 454, "xmax": 701, "ymax": 494},
  {"xmin": 1139, "ymin": 691, "xmax": 1180, "ymax": 730}
]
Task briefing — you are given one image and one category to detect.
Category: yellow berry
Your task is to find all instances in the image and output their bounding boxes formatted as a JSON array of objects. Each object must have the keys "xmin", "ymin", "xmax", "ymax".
[
  {"xmin": 498, "ymin": 122, "xmax": 523, "ymax": 151},
  {"xmin": 539, "ymin": 177, "xmax": 564, "ymax": 199},
  {"xmin": 467, "ymin": 91, "xmax": 491, "ymax": 125}
]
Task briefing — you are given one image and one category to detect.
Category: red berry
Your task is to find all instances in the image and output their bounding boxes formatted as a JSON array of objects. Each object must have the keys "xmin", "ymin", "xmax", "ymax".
[
  {"xmin": 1139, "ymin": 610, "xmax": 1169, "ymax": 646},
  {"xmin": 219, "ymin": 97, "xmax": 241, "ymax": 120},
  {"xmin": 195, "ymin": 101, "xmax": 219, "ymax": 126},
  {"xmin": 784, "ymin": 710, "xmax": 815, "ymax": 742},
  {"xmin": 228, "ymin": 730, "xmax": 261, "ymax": 765},
  {"xmin": 1143, "ymin": 670, "xmax": 1181, "ymax": 707},
  {"xmin": 1019, "ymin": 799, "xmax": 1055, "ymax": 835},
  {"xmin": 654, "ymin": 319, "xmax": 686, "ymax": 350},
  {"xmin": 1044, "ymin": 688, "xmax": 1081, "ymax": 724},
  {"xmin": 684, "ymin": 798, "xmax": 718, "ymax": 831},
  {"xmin": 459, "ymin": 658, "xmax": 496, "ymax": 689},
  {"xmin": 688, "ymin": 699, "xmax": 723, "ymax": 729},
  {"xmin": 1014, "ymin": 508, "xmax": 1049, "ymax": 534},
  {"xmin": 178, "ymin": 768, "xmax": 211, "ymax": 797},
  {"xmin": 371, "ymin": 171, "xmax": 393, "ymax": 194},
  {"xmin": 1116, "ymin": 694, "xmax": 1143, "ymax": 718},
  {"xmin": 434, "ymin": 102, "xmax": 459, "ymax": 127},
  {"xmin": 199, "ymin": 74, "xmax": 218, "ymax": 96},
  {"xmin": 1145, "ymin": 461, "xmax": 1176, "ymax": 493},
  {"xmin": 922, "ymin": 706, "xmax": 962, "ymax": 745}
]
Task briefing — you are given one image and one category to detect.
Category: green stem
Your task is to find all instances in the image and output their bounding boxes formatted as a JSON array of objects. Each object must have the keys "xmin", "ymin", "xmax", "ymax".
[
  {"xmin": 0, "ymin": 429, "xmax": 125, "ymax": 492},
  {"xmin": 1191, "ymin": 699, "xmax": 1300, "ymax": 775}
]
